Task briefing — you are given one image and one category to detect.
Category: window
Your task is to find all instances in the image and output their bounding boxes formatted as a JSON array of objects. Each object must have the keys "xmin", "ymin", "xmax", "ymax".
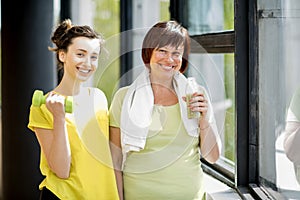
[
  {"xmin": 93, "ymin": 0, "xmax": 120, "ymax": 105},
  {"xmin": 130, "ymin": 0, "xmax": 171, "ymax": 82},
  {"xmin": 171, "ymin": 0, "xmax": 236, "ymax": 183},
  {"xmin": 63, "ymin": 0, "xmax": 121, "ymax": 105},
  {"xmin": 258, "ymin": 1, "xmax": 300, "ymax": 199}
]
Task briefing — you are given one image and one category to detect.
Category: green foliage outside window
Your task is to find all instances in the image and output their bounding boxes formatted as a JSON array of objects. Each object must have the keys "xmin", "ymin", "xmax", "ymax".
[
  {"xmin": 223, "ymin": 0, "xmax": 235, "ymax": 162},
  {"xmin": 93, "ymin": 0, "xmax": 170, "ymax": 106},
  {"xmin": 93, "ymin": 0, "xmax": 120, "ymax": 106}
]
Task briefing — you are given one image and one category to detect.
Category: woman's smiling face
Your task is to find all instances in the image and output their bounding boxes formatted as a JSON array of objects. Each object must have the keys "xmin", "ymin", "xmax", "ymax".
[
  {"xmin": 149, "ymin": 45, "xmax": 184, "ymax": 79},
  {"xmin": 59, "ymin": 36, "xmax": 101, "ymax": 82}
]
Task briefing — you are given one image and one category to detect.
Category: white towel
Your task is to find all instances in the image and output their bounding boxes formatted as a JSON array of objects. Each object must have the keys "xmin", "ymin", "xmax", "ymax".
[
  {"xmin": 120, "ymin": 69, "xmax": 221, "ymax": 168},
  {"xmin": 121, "ymin": 69, "xmax": 202, "ymax": 153}
]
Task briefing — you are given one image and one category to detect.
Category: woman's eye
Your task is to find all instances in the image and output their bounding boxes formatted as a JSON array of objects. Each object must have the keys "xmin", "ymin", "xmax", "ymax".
[
  {"xmin": 173, "ymin": 52, "xmax": 181, "ymax": 57},
  {"xmin": 158, "ymin": 49, "xmax": 167, "ymax": 53},
  {"xmin": 91, "ymin": 56, "xmax": 98, "ymax": 60}
]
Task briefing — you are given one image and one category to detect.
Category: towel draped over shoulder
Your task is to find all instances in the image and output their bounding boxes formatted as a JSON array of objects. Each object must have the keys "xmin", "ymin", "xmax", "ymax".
[{"xmin": 120, "ymin": 69, "xmax": 221, "ymax": 167}]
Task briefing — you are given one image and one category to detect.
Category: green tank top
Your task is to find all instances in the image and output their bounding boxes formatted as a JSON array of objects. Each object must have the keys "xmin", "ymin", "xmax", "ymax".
[{"xmin": 109, "ymin": 87, "xmax": 204, "ymax": 200}]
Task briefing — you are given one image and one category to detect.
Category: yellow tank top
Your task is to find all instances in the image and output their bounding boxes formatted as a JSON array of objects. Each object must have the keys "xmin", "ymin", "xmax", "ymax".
[{"xmin": 28, "ymin": 88, "xmax": 119, "ymax": 200}]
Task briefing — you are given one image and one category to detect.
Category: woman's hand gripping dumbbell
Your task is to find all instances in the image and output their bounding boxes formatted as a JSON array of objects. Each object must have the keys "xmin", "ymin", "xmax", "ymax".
[{"xmin": 32, "ymin": 90, "xmax": 73, "ymax": 113}]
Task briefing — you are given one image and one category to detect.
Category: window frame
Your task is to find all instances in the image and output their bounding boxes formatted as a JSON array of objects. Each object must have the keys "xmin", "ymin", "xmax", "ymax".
[
  {"xmin": 169, "ymin": 0, "xmax": 271, "ymax": 199},
  {"xmin": 170, "ymin": 0, "xmax": 241, "ymax": 184}
]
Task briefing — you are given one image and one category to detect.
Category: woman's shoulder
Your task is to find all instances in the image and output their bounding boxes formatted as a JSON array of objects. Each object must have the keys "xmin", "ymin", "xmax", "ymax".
[
  {"xmin": 112, "ymin": 86, "xmax": 130, "ymax": 99},
  {"xmin": 109, "ymin": 86, "xmax": 130, "ymax": 109},
  {"xmin": 90, "ymin": 87, "xmax": 106, "ymax": 97},
  {"xmin": 87, "ymin": 87, "xmax": 108, "ymax": 107}
]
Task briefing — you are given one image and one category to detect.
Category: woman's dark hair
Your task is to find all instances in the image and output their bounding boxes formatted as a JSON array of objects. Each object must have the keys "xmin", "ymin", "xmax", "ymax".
[
  {"xmin": 49, "ymin": 19, "xmax": 104, "ymax": 79},
  {"xmin": 141, "ymin": 21, "xmax": 191, "ymax": 73}
]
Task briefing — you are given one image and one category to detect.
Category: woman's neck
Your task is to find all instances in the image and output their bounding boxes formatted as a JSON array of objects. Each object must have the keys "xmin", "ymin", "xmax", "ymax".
[
  {"xmin": 150, "ymin": 74, "xmax": 173, "ymax": 90},
  {"xmin": 151, "ymin": 81, "xmax": 178, "ymax": 106},
  {"xmin": 54, "ymin": 77, "xmax": 82, "ymax": 96}
]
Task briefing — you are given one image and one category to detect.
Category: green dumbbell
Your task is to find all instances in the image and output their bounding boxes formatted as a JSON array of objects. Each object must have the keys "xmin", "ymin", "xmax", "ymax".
[{"xmin": 32, "ymin": 90, "xmax": 73, "ymax": 113}]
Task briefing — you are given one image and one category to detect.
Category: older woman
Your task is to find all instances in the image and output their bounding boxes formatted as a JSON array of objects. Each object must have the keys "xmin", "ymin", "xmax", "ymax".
[{"xmin": 109, "ymin": 21, "xmax": 221, "ymax": 200}]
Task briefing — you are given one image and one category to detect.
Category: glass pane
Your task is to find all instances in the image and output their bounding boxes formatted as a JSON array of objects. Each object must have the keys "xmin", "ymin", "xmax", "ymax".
[
  {"xmin": 93, "ymin": 0, "xmax": 170, "ymax": 101},
  {"xmin": 187, "ymin": 0, "xmax": 234, "ymax": 35},
  {"xmin": 93, "ymin": 0, "xmax": 121, "ymax": 105},
  {"xmin": 258, "ymin": 1, "xmax": 300, "ymax": 199},
  {"xmin": 187, "ymin": 53, "xmax": 235, "ymax": 173},
  {"xmin": 131, "ymin": 0, "xmax": 170, "ymax": 79},
  {"xmin": 185, "ymin": 0, "xmax": 235, "ymax": 174}
]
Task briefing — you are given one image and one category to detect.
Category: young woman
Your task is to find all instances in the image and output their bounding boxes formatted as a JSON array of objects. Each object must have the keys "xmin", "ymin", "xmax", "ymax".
[
  {"xmin": 109, "ymin": 21, "xmax": 222, "ymax": 200},
  {"xmin": 28, "ymin": 19, "xmax": 119, "ymax": 200}
]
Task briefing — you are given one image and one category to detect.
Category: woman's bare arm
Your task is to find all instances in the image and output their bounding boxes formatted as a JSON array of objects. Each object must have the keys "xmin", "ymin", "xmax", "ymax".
[{"xmin": 109, "ymin": 126, "xmax": 124, "ymax": 200}]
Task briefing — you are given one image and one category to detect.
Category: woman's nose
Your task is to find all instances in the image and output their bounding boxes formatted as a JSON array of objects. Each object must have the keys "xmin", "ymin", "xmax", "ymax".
[
  {"xmin": 165, "ymin": 53, "xmax": 175, "ymax": 62},
  {"xmin": 84, "ymin": 57, "xmax": 92, "ymax": 67}
]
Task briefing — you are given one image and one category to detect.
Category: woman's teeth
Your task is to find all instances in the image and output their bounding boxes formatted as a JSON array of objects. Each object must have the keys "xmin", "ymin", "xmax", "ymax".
[
  {"xmin": 161, "ymin": 65, "xmax": 174, "ymax": 70},
  {"xmin": 78, "ymin": 69, "xmax": 90, "ymax": 73}
]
